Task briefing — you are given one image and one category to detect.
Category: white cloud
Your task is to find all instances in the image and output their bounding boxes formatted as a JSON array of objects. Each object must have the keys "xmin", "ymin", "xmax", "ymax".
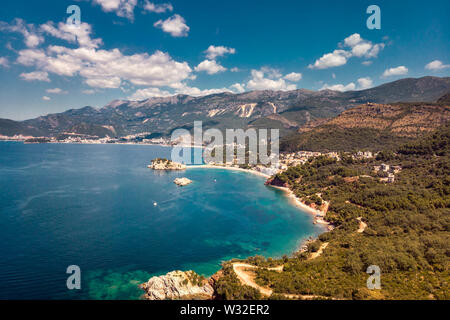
[
  {"xmin": 42, "ymin": 96, "xmax": 51, "ymax": 101},
  {"xmin": 308, "ymin": 50, "xmax": 351, "ymax": 69},
  {"xmin": 92, "ymin": 0, "xmax": 138, "ymax": 20},
  {"xmin": 309, "ymin": 33, "xmax": 385, "ymax": 69},
  {"xmin": 320, "ymin": 82, "xmax": 356, "ymax": 92},
  {"xmin": 154, "ymin": 14, "xmax": 189, "ymax": 37},
  {"xmin": 144, "ymin": 1, "xmax": 173, "ymax": 13},
  {"xmin": 128, "ymin": 85, "xmax": 231, "ymax": 100},
  {"xmin": 82, "ymin": 89, "xmax": 96, "ymax": 94},
  {"xmin": 425, "ymin": 60, "xmax": 450, "ymax": 71},
  {"xmin": 174, "ymin": 84, "xmax": 231, "ymax": 96},
  {"xmin": 20, "ymin": 71, "xmax": 50, "ymax": 82},
  {"xmin": 46, "ymin": 88, "xmax": 68, "ymax": 94},
  {"xmin": 230, "ymin": 83, "xmax": 245, "ymax": 93},
  {"xmin": 85, "ymin": 76, "xmax": 122, "ymax": 89},
  {"xmin": 362, "ymin": 60, "xmax": 373, "ymax": 66},
  {"xmin": 259, "ymin": 67, "xmax": 283, "ymax": 79},
  {"xmin": 343, "ymin": 33, "xmax": 362, "ymax": 47},
  {"xmin": 204, "ymin": 45, "xmax": 236, "ymax": 60},
  {"xmin": 321, "ymin": 77, "xmax": 373, "ymax": 92},
  {"xmin": 0, "ymin": 18, "xmax": 44, "ymax": 48},
  {"xmin": 230, "ymin": 67, "xmax": 240, "ymax": 72},
  {"xmin": 129, "ymin": 87, "xmax": 172, "ymax": 100},
  {"xmin": 247, "ymin": 68, "xmax": 297, "ymax": 91},
  {"xmin": 344, "ymin": 33, "xmax": 384, "ymax": 58},
  {"xmin": 284, "ymin": 72, "xmax": 302, "ymax": 82},
  {"xmin": 0, "ymin": 57, "xmax": 9, "ymax": 67},
  {"xmin": 382, "ymin": 66, "xmax": 408, "ymax": 77},
  {"xmin": 351, "ymin": 42, "xmax": 373, "ymax": 57},
  {"xmin": 10, "ymin": 19, "xmax": 194, "ymax": 91},
  {"xmin": 41, "ymin": 22, "xmax": 102, "ymax": 49},
  {"xmin": 16, "ymin": 45, "xmax": 193, "ymax": 89},
  {"xmin": 365, "ymin": 43, "xmax": 384, "ymax": 58},
  {"xmin": 195, "ymin": 60, "xmax": 226, "ymax": 75},
  {"xmin": 357, "ymin": 77, "xmax": 373, "ymax": 89}
]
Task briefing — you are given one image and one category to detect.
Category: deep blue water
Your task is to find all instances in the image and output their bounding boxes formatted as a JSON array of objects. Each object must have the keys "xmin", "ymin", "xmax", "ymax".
[{"xmin": 0, "ymin": 142, "xmax": 322, "ymax": 299}]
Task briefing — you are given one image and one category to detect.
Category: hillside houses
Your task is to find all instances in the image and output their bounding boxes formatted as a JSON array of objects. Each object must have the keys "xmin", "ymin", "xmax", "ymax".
[
  {"xmin": 353, "ymin": 150, "xmax": 374, "ymax": 160},
  {"xmin": 374, "ymin": 163, "xmax": 402, "ymax": 183}
]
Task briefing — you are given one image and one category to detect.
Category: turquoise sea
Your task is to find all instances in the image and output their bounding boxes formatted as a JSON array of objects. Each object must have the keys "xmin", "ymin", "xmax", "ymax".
[{"xmin": 0, "ymin": 141, "xmax": 322, "ymax": 299}]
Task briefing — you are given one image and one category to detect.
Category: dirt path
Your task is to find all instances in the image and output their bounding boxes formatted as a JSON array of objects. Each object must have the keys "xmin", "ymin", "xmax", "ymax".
[
  {"xmin": 230, "ymin": 217, "xmax": 367, "ymax": 299},
  {"xmin": 308, "ymin": 242, "xmax": 329, "ymax": 260},
  {"xmin": 356, "ymin": 217, "xmax": 367, "ymax": 233},
  {"xmin": 231, "ymin": 241, "xmax": 329, "ymax": 296},
  {"xmin": 231, "ymin": 262, "xmax": 330, "ymax": 299},
  {"xmin": 232, "ymin": 263, "xmax": 277, "ymax": 296}
]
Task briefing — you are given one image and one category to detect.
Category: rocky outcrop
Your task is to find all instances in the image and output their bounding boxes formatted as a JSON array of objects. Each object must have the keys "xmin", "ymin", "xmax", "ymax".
[
  {"xmin": 265, "ymin": 175, "xmax": 288, "ymax": 188},
  {"xmin": 148, "ymin": 158, "xmax": 186, "ymax": 170},
  {"xmin": 174, "ymin": 177, "xmax": 192, "ymax": 186},
  {"xmin": 140, "ymin": 271, "xmax": 214, "ymax": 300}
]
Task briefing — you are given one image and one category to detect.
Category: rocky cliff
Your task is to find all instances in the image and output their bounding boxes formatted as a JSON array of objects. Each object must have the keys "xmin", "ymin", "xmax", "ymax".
[{"xmin": 140, "ymin": 270, "xmax": 215, "ymax": 300}]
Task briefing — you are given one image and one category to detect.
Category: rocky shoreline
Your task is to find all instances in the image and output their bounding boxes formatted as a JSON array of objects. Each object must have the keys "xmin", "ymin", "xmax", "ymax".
[
  {"xmin": 140, "ymin": 270, "xmax": 218, "ymax": 300},
  {"xmin": 148, "ymin": 158, "xmax": 186, "ymax": 170}
]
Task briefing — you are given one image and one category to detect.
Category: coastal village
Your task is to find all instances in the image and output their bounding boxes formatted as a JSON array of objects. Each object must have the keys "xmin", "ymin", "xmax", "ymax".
[
  {"xmin": 202, "ymin": 148, "xmax": 401, "ymax": 185},
  {"xmin": 0, "ymin": 133, "xmax": 172, "ymax": 145}
]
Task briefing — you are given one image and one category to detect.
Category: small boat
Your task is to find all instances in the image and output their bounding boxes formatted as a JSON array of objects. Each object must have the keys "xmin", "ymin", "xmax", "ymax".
[{"xmin": 153, "ymin": 202, "xmax": 158, "ymax": 206}]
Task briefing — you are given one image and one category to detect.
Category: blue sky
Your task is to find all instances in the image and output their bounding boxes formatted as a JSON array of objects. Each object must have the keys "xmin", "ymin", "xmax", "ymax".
[{"xmin": 0, "ymin": 0, "xmax": 449, "ymax": 120}]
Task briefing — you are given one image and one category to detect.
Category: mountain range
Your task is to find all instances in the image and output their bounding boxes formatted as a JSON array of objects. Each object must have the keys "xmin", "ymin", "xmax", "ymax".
[{"xmin": 0, "ymin": 76, "xmax": 449, "ymax": 139}]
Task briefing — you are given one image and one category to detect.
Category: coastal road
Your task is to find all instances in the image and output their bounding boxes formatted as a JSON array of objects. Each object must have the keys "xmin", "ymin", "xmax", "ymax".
[
  {"xmin": 232, "ymin": 263, "xmax": 282, "ymax": 297},
  {"xmin": 231, "ymin": 263, "xmax": 330, "ymax": 299},
  {"xmin": 308, "ymin": 242, "xmax": 329, "ymax": 260}
]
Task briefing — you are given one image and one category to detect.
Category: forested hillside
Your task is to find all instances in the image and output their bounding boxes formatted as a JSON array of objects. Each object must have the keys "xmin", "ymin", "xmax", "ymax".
[
  {"xmin": 281, "ymin": 100, "xmax": 450, "ymax": 152},
  {"xmin": 217, "ymin": 124, "xmax": 450, "ymax": 299}
]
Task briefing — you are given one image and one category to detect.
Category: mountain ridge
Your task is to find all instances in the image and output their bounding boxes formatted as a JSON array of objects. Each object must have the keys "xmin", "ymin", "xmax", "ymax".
[
  {"xmin": 280, "ymin": 100, "xmax": 450, "ymax": 152},
  {"xmin": 1, "ymin": 76, "xmax": 449, "ymax": 139}
]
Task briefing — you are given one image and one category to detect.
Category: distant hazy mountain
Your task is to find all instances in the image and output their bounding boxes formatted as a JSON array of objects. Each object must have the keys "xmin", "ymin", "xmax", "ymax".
[{"xmin": 1, "ymin": 76, "xmax": 449, "ymax": 138}]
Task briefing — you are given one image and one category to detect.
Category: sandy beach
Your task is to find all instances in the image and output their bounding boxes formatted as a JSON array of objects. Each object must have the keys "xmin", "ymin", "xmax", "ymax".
[
  {"xmin": 267, "ymin": 185, "xmax": 332, "ymax": 230},
  {"xmin": 187, "ymin": 164, "xmax": 271, "ymax": 178}
]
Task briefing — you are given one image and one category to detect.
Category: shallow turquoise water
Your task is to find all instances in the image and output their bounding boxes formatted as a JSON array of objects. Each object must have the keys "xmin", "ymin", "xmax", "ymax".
[{"xmin": 0, "ymin": 142, "xmax": 322, "ymax": 299}]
